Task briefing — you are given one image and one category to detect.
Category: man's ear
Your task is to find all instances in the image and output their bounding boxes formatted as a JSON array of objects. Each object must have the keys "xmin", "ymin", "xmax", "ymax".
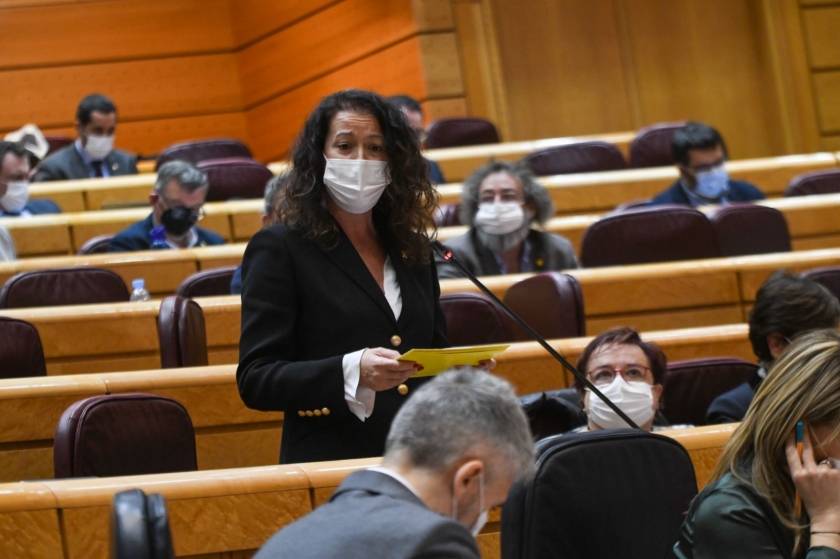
[
  {"xmin": 452, "ymin": 459, "xmax": 484, "ymax": 501},
  {"xmin": 767, "ymin": 333, "xmax": 790, "ymax": 360},
  {"xmin": 148, "ymin": 192, "xmax": 158, "ymax": 207}
]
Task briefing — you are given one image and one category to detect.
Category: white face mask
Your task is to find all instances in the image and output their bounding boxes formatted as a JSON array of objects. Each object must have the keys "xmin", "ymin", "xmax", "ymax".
[
  {"xmin": 474, "ymin": 202, "xmax": 526, "ymax": 235},
  {"xmin": 586, "ymin": 375, "xmax": 655, "ymax": 430},
  {"xmin": 83, "ymin": 134, "xmax": 115, "ymax": 161},
  {"xmin": 452, "ymin": 470, "xmax": 488, "ymax": 537},
  {"xmin": 323, "ymin": 157, "xmax": 389, "ymax": 214},
  {"xmin": 0, "ymin": 180, "xmax": 29, "ymax": 213}
]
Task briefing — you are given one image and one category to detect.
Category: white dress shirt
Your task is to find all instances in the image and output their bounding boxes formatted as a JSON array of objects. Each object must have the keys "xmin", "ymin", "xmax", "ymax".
[{"xmin": 343, "ymin": 256, "xmax": 403, "ymax": 421}]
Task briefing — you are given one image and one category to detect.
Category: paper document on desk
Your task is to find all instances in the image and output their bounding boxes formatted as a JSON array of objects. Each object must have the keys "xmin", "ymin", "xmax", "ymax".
[{"xmin": 399, "ymin": 344, "xmax": 510, "ymax": 378}]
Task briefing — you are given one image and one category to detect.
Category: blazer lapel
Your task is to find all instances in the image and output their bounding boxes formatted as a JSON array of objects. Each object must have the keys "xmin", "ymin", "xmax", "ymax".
[{"xmin": 320, "ymin": 231, "xmax": 396, "ymax": 324}]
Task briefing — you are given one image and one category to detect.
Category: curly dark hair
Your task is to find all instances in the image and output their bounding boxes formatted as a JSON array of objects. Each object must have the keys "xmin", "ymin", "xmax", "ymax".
[{"xmin": 281, "ymin": 89, "xmax": 438, "ymax": 265}]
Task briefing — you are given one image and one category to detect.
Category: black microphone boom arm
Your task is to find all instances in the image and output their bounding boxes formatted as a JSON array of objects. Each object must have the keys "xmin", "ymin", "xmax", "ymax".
[{"xmin": 431, "ymin": 240, "xmax": 640, "ymax": 430}]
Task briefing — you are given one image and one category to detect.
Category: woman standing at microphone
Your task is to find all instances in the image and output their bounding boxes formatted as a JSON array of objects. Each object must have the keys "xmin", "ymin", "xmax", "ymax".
[{"xmin": 237, "ymin": 90, "xmax": 448, "ymax": 464}]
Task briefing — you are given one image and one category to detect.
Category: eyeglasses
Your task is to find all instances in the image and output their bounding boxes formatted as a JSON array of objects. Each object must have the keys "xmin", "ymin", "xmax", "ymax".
[
  {"xmin": 158, "ymin": 196, "xmax": 205, "ymax": 222},
  {"xmin": 478, "ymin": 193, "xmax": 525, "ymax": 205},
  {"xmin": 586, "ymin": 365, "xmax": 652, "ymax": 386}
]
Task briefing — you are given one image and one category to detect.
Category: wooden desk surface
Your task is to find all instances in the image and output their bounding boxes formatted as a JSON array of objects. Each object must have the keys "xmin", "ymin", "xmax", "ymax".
[{"xmin": 0, "ymin": 423, "xmax": 734, "ymax": 559}]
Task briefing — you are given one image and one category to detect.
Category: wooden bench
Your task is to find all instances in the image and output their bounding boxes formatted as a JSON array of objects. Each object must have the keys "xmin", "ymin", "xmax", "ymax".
[
  {"xmin": 437, "ymin": 152, "xmax": 838, "ymax": 215},
  {"xmin": 0, "ymin": 423, "xmax": 735, "ymax": 559},
  {"xmin": 422, "ymin": 131, "xmax": 636, "ymax": 182},
  {"xmin": 7, "ymin": 248, "xmax": 840, "ymax": 375},
  {"xmin": 436, "ymin": 192, "xmax": 840, "ymax": 255},
  {"xmin": 0, "ymin": 324, "xmax": 748, "ymax": 483},
  {"xmin": 0, "ymin": 199, "xmax": 263, "ymax": 257}
]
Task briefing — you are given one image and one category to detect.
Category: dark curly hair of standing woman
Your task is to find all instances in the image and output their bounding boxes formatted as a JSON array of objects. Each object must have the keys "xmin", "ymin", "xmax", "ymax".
[{"xmin": 281, "ymin": 89, "xmax": 439, "ymax": 265}]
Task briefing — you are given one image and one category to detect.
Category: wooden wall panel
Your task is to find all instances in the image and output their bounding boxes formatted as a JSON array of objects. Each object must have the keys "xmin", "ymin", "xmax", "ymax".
[
  {"xmin": 236, "ymin": 0, "xmax": 417, "ymax": 108},
  {"xmin": 801, "ymin": 6, "xmax": 840, "ymax": 68},
  {"xmin": 813, "ymin": 72, "xmax": 840, "ymax": 134},
  {"xmin": 488, "ymin": 0, "xmax": 634, "ymax": 141},
  {"xmin": 620, "ymin": 0, "xmax": 784, "ymax": 159},
  {"xmin": 245, "ymin": 38, "xmax": 426, "ymax": 162},
  {"xmin": 0, "ymin": 0, "xmax": 234, "ymax": 69},
  {"xmin": 0, "ymin": 54, "xmax": 242, "ymax": 131},
  {"xmin": 230, "ymin": 0, "xmax": 339, "ymax": 47}
]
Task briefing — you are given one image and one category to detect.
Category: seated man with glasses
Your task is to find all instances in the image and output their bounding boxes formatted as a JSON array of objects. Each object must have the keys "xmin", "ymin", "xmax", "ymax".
[
  {"xmin": 648, "ymin": 121, "xmax": 765, "ymax": 207},
  {"xmin": 108, "ymin": 160, "xmax": 224, "ymax": 252},
  {"xmin": 571, "ymin": 327, "xmax": 667, "ymax": 432},
  {"xmin": 435, "ymin": 160, "xmax": 578, "ymax": 280}
]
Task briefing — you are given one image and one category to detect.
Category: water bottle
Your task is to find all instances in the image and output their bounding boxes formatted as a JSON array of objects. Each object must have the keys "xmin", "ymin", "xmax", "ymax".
[
  {"xmin": 129, "ymin": 279, "xmax": 151, "ymax": 302},
  {"xmin": 150, "ymin": 226, "xmax": 168, "ymax": 250}
]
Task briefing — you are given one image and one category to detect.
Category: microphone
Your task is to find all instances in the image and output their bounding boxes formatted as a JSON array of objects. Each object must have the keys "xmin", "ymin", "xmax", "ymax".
[{"xmin": 431, "ymin": 240, "xmax": 640, "ymax": 430}]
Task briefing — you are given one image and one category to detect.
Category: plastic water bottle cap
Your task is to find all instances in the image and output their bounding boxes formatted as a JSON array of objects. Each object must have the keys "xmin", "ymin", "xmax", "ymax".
[{"xmin": 132, "ymin": 279, "xmax": 145, "ymax": 290}]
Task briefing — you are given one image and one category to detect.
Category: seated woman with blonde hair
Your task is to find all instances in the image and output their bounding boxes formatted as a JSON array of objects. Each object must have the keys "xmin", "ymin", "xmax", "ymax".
[{"xmin": 674, "ymin": 329, "xmax": 840, "ymax": 558}]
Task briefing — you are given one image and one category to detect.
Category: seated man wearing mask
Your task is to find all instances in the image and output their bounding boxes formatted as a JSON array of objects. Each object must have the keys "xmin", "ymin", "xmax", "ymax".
[
  {"xmin": 0, "ymin": 140, "xmax": 60, "ymax": 217},
  {"xmin": 253, "ymin": 369, "xmax": 535, "ymax": 559},
  {"xmin": 648, "ymin": 121, "xmax": 764, "ymax": 207},
  {"xmin": 706, "ymin": 269, "xmax": 840, "ymax": 424},
  {"xmin": 108, "ymin": 160, "xmax": 224, "ymax": 252},
  {"xmin": 32, "ymin": 93, "xmax": 138, "ymax": 181},
  {"xmin": 230, "ymin": 172, "xmax": 288, "ymax": 294},
  {"xmin": 387, "ymin": 95, "xmax": 446, "ymax": 184},
  {"xmin": 435, "ymin": 161, "xmax": 578, "ymax": 280}
]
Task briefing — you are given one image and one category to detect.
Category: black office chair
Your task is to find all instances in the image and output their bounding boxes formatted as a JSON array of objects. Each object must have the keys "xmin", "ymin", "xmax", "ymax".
[
  {"xmin": 111, "ymin": 488, "xmax": 175, "ymax": 559},
  {"xmin": 502, "ymin": 429, "xmax": 697, "ymax": 559}
]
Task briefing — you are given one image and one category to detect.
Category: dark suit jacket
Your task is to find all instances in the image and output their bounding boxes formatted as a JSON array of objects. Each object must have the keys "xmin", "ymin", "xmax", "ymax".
[
  {"xmin": 107, "ymin": 214, "xmax": 225, "ymax": 252},
  {"xmin": 436, "ymin": 228, "xmax": 579, "ymax": 280},
  {"xmin": 705, "ymin": 370, "xmax": 763, "ymax": 425},
  {"xmin": 0, "ymin": 198, "xmax": 62, "ymax": 217},
  {"xmin": 428, "ymin": 159, "xmax": 446, "ymax": 184},
  {"xmin": 32, "ymin": 144, "xmax": 138, "ymax": 182},
  {"xmin": 649, "ymin": 179, "xmax": 765, "ymax": 207},
  {"xmin": 254, "ymin": 470, "xmax": 480, "ymax": 559},
  {"xmin": 238, "ymin": 223, "xmax": 448, "ymax": 464},
  {"xmin": 230, "ymin": 264, "xmax": 243, "ymax": 294}
]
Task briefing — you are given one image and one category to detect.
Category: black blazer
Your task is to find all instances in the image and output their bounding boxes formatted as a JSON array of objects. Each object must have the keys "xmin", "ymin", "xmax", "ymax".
[{"xmin": 237, "ymin": 223, "xmax": 448, "ymax": 464}]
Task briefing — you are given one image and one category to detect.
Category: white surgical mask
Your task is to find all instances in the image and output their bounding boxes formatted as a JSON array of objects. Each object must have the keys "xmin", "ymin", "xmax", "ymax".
[
  {"xmin": 586, "ymin": 375, "xmax": 655, "ymax": 430},
  {"xmin": 83, "ymin": 134, "xmax": 115, "ymax": 161},
  {"xmin": 323, "ymin": 157, "xmax": 389, "ymax": 214},
  {"xmin": 452, "ymin": 471, "xmax": 488, "ymax": 537},
  {"xmin": 693, "ymin": 164, "xmax": 729, "ymax": 200},
  {"xmin": 474, "ymin": 202, "xmax": 526, "ymax": 235},
  {"xmin": 0, "ymin": 180, "xmax": 29, "ymax": 213}
]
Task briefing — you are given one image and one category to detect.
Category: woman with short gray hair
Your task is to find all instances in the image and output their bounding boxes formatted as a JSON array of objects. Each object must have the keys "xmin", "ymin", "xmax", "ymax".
[{"xmin": 436, "ymin": 161, "xmax": 578, "ymax": 280}]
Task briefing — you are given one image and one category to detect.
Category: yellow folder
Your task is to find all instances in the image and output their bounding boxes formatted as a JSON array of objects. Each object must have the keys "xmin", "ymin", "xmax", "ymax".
[{"xmin": 398, "ymin": 344, "xmax": 511, "ymax": 378}]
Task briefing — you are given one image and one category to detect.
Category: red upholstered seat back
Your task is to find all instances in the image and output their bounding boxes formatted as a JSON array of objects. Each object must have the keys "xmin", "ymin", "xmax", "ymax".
[
  {"xmin": 44, "ymin": 136, "xmax": 73, "ymax": 156},
  {"xmin": 801, "ymin": 267, "xmax": 840, "ymax": 302},
  {"xmin": 76, "ymin": 234, "xmax": 115, "ymax": 255},
  {"xmin": 628, "ymin": 122, "xmax": 685, "ymax": 168},
  {"xmin": 661, "ymin": 357, "xmax": 758, "ymax": 426},
  {"xmin": 176, "ymin": 267, "xmax": 238, "ymax": 299},
  {"xmin": 155, "ymin": 138, "xmax": 251, "ymax": 170},
  {"xmin": 196, "ymin": 157, "xmax": 273, "ymax": 201},
  {"xmin": 0, "ymin": 266, "xmax": 129, "ymax": 308},
  {"xmin": 785, "ymin": 168, "xmax": 840, "ymax": 197},
  {"xmin": 53, "ymin": 393, "xmax": 197, "ymax": 478},
  {"xmin": 581, "ymin": 205, "xmax": 720, "ymax": 267},
  {"xmin": 158, "ymin": 295, "xmax": 209, "ymax": 368},
  {"xmin": 521, "ymin": 141, "xmax": 627, "ymax": 176},
  {"xmin": 424, "ymin": 118, "xmax": 500, "ymax": 150},
  {"xmin": 0, "ymin": 316, "xmax": 47, "ymax": 379},
  {"xmin": 503, "ymin": 272, "xmax": 585, "ymax": 341},
  {"xmin": 440, "ymin": 292, "xmax": 514, "ymax": 346},
  {"xmin": 706, "ymin": 204, "xmax": 791, "ymax": 257}
]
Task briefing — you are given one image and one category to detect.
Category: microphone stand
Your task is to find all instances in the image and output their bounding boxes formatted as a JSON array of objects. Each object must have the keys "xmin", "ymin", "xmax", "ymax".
[{"xmin": 432, "ymin": 240, "xmax": 640, "ymax": 430}]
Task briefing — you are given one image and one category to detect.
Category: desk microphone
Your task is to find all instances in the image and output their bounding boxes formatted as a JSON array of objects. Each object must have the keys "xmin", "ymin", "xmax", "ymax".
[{"xmin": 431, "ymin": 240, "xmax": 640, "ymax": 430}]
